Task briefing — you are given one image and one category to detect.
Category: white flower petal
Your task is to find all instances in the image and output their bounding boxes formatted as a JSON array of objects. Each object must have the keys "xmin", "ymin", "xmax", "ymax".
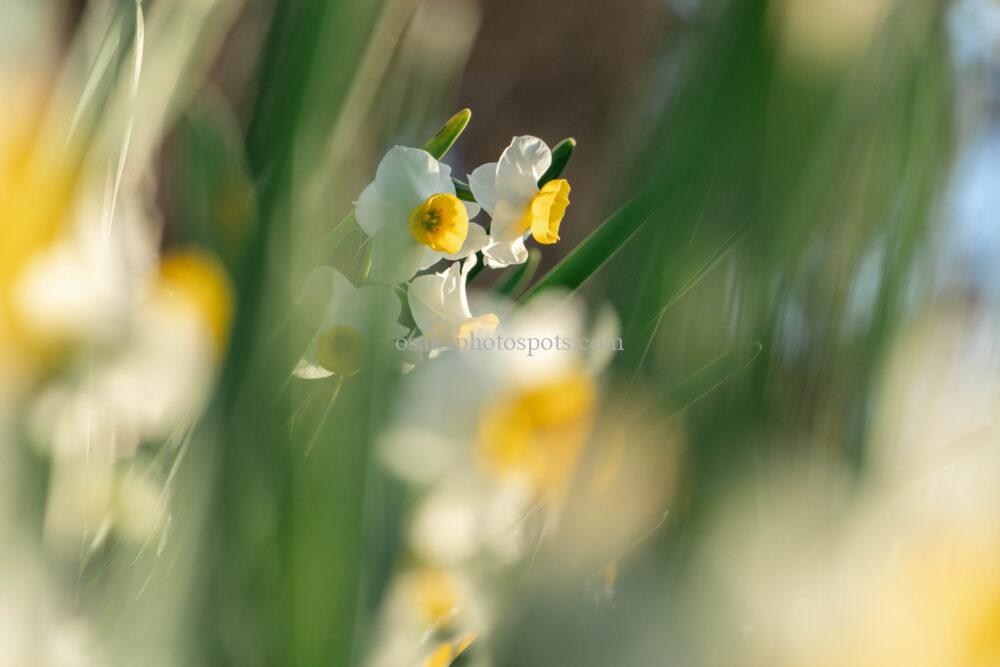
[
  {"xmin": 298, "ymin": 266, "xmax": 357, "ymax": 329},
  {"xmin": 488, "ymin": 198, "xmax": 529, "ymax": 243},
  {"xmin": 368, "ymin": 228, "xmax": 429, "ymax": 285},
  {"xmin": 355, "ymin": 284, "xmax": 408, "ymax": 340},
  {"xmin": 293, "ymin": 335, "xmax": 334, "ymax": 379},
  {"xmin": 483, "ymin": 236, "xmax": 529, "ymax": 269},
  {"xmin": 408, "ymin": 269, "xmax": 457, "ymax": 339},
  {"xmin": 374, "ymin": 146, "xmax": 451, "ymax": 208},
  {"xmin": 468, "ymin": 162, "xmax": 500, "ymax": 215},
  {"xmin": 354, "ymin": 182, "xmax": 405, "ymax": 237},
  {"xmin": 463, "ymin": 199, "xmax": 482, "ymax": 220},
  {"xmin": 440, "ymin": 223, "xmax": 488, "ymax": 261},
  {"xmin": 496, "ymin": 136, "xmax": 550, "ymax": 201}
]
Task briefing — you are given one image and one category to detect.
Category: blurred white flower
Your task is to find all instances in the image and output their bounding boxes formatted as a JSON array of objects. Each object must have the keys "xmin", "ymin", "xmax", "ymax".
[
  {"xmin": 468, "ymin": 136, "xmax": 571, "ymax": 268},
  {"xmin": 355, "ymin": 147, "xmax": 486, "ymax": 285},
  {"xmin": 381, "ymin": 292, "xmax": 619, "ymax": 565},
  {"xmin": 366, "ymin": 565, "xmax": 484, "ymax": 667},
  {"xmin": 43, "ymin": 458, "xmax": 167, "ymax": 550},
  {"xmin": 0, "ymin": 548, "xmax": 103, "ymax": 666},
  {"xmin": 293, "ymin": 266, "xmax": 407, "ymax": 379},
  {"xmin": 407, "ymin": 257, "xmax": 499, "ymax": 353},
  {"xmin": 29, "ymin": 250, "xmax": 232, "ymax": 460},
  {"xmin": 697, "ymin": 305, "xmax": 1000, "ymax": 667}
]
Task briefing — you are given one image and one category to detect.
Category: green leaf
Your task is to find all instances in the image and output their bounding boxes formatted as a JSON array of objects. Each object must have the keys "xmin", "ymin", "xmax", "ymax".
[
  {"xmin": 451, "ymin": 177, "xmax": 476, "ymax": 203},
  {"xmin": 538, "ymin": 137, "xmax": 576, "ymax": 186},
  {"xmin": 632, "ymin": 342, "xmax": 763, "ymax": 440},
  {"xmin": 422, "ymin": 108, "xmax": 472, "ymax": 160},
  {"xmin": 522, "ymin": 190, "xmax": 659, "ymax": 299},
  {"xmin": 496, "ymin": 248, "xmax": 541, "ymax": 298}
]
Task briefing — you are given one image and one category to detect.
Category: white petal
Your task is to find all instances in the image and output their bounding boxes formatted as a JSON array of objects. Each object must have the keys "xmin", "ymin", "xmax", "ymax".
[
  {"xmin": 374, "ymin": 146, "xmax": 450, "ymax": 208},
  {"xmin": 463, "ymin": 199, "xmax": 482, "ymax": 220},
  {"xmin": 483, "ymin": 236, "xmax": 529, "ymax": 269},
  {"xmin": 440, "ymin": 223, "xmax": 488, "ymax": 261},
  {"xmin": 468, "ymin": 162, "xmax": 500, "ymax": 215},
  {"xmin": 368, "ymin": 228, "xmax": 429, "ymax": 285},
  {"xmin": 489, "ymin": 198, "xmax": 529, "ymax": 243},
  {"xmin": 293, "ymin": 335, "xmax": 334, "ymax": 379},
  {"xmin": 407, "ymin": 261, "xmax": 471, "ymax": 339},
  {"xmin": 297, "ymin": 266, "xmax": 357, "ymax": 329},
  {"xmin": 354, "ymin": 182, "xmax": 405, "ymax": 237},
  {"xmin": 354, "ymin": 283, "xmax": 406, "ymax": 337},
  {"xmin": 496, "ymin": 136, "xmax": 550, "ymax": 201}
]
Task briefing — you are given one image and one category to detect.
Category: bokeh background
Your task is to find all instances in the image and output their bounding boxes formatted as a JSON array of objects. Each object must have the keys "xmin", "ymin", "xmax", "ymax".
[{"xmin": 3, "ymin": 0, "xmax": 1000, "ymax": 665}]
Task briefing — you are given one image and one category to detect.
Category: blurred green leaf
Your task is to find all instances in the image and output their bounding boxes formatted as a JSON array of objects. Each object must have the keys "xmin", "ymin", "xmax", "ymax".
[
  {"xmin": 633, "ymin": 342, "xmax": 763, "ymax": 440},
  {"xmin": 173, "ymin": 95, "xmax": 256, "ymax": 265},
  {"xmin": 538, "ymin": 137, "xmax": 576, "ymax": 186},
  {"xmin": 422, "ymin": 108, "xmax": 471, "ymax": 160}
]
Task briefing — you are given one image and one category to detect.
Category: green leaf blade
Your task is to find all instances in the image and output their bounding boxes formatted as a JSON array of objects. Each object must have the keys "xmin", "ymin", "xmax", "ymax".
[
  {"xmin": 538, "ymin": 137, "xmax": 576, "ymax": 186},
  {"xmin": 422, "ymin": 108, "xmax": 472, "ymax": 160},
  {"xmin": 523, "ymin": 190, "xmax": 659, "ymax": 299}
]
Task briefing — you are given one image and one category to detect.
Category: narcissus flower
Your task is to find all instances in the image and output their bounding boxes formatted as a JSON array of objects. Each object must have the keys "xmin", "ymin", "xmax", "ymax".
[
  {"xmin": 468, "ymin": 136, "xmax": 571, "ymax": 268},
  {"xmin": 355, "ymin": 147, "xmax": 487, "ymax": 285},
  {"xmin": 407, "ymin": 257, "xmax": 498, "ymax": 353},
  {"xmin": 294, "ymin": 266, "xmax": 407, "ymax": 379}
]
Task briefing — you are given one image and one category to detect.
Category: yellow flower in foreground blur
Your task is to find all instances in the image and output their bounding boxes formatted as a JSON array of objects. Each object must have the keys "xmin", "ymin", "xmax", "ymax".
[
  {"xmin": 157, "ymin": 250, "xmax": 235, "ymax": 354},
  {"xmin": 354, "ymin": 147, "xmax": 487, "ymax": 285},
  {"xmin": 0, "ymin": 101, "xmax": 80, "ymax": 380},
  {"xmin": 468, "ymin": 136, "xmax": 571, "ymax": 268},
  {"xmin": 477, "ymin": 370, "xmax": 594, "ymax": 497}
]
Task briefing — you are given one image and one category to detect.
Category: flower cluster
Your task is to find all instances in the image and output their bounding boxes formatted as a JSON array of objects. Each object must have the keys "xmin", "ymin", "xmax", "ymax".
[
  {"xmin": 294, "ymin": 128, "xmax": 573, "ymax": 379},
  {"xmin": 290, "ymin": 114, "xmax": 615, "ymax": 664}
]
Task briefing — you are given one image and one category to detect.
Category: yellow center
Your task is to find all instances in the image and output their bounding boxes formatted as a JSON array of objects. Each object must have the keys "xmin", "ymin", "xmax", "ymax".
[
  {"xmin": 519, "ymin": 178, "xmax": 570, "ymax": 245},
  {"xmin": 477, "ymin": 372, "xmax": 595, "ymax": 495},
  {"xmin": 315, "ymin": 325, "xmax": 366, "ymax": 375},
  {"xmin": 408, "ymin": 193, "xmax": 469, "ymax": 254}
]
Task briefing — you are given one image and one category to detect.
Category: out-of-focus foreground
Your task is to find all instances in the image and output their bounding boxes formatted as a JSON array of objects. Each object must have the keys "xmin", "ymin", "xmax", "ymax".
[{"xmin": 1, "ymin": 0, "xmax": 999, "ymax": 665}]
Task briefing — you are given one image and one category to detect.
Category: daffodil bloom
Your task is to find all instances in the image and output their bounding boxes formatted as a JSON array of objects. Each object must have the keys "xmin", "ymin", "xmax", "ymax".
[
  {"xmin": 294, "ymin": 266, "xmax": 407, "ymax": 379},
  {"xmin": 355, "ymin": 147, "xmax": 487, "ymax": 285},
  {"xmin": 468, "ymin": 136, "xmax": 571, "ymax": 268},
  {"xmin": 407, "ymin": 257, "xmax": 498, "ymax": 353}
]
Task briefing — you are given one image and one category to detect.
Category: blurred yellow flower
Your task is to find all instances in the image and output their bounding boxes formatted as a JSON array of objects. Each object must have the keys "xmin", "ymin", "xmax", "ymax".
[
  {"xmin": 0, "ymin": 99, "xmax": 80, "ymax": 377},
  {"xmin": 157, "ymin": 249, "xmax": 234, "ymax": 354},
  {"xmin": 477, "ymin": 371, "xmax": 595, "ymax": 497}
]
